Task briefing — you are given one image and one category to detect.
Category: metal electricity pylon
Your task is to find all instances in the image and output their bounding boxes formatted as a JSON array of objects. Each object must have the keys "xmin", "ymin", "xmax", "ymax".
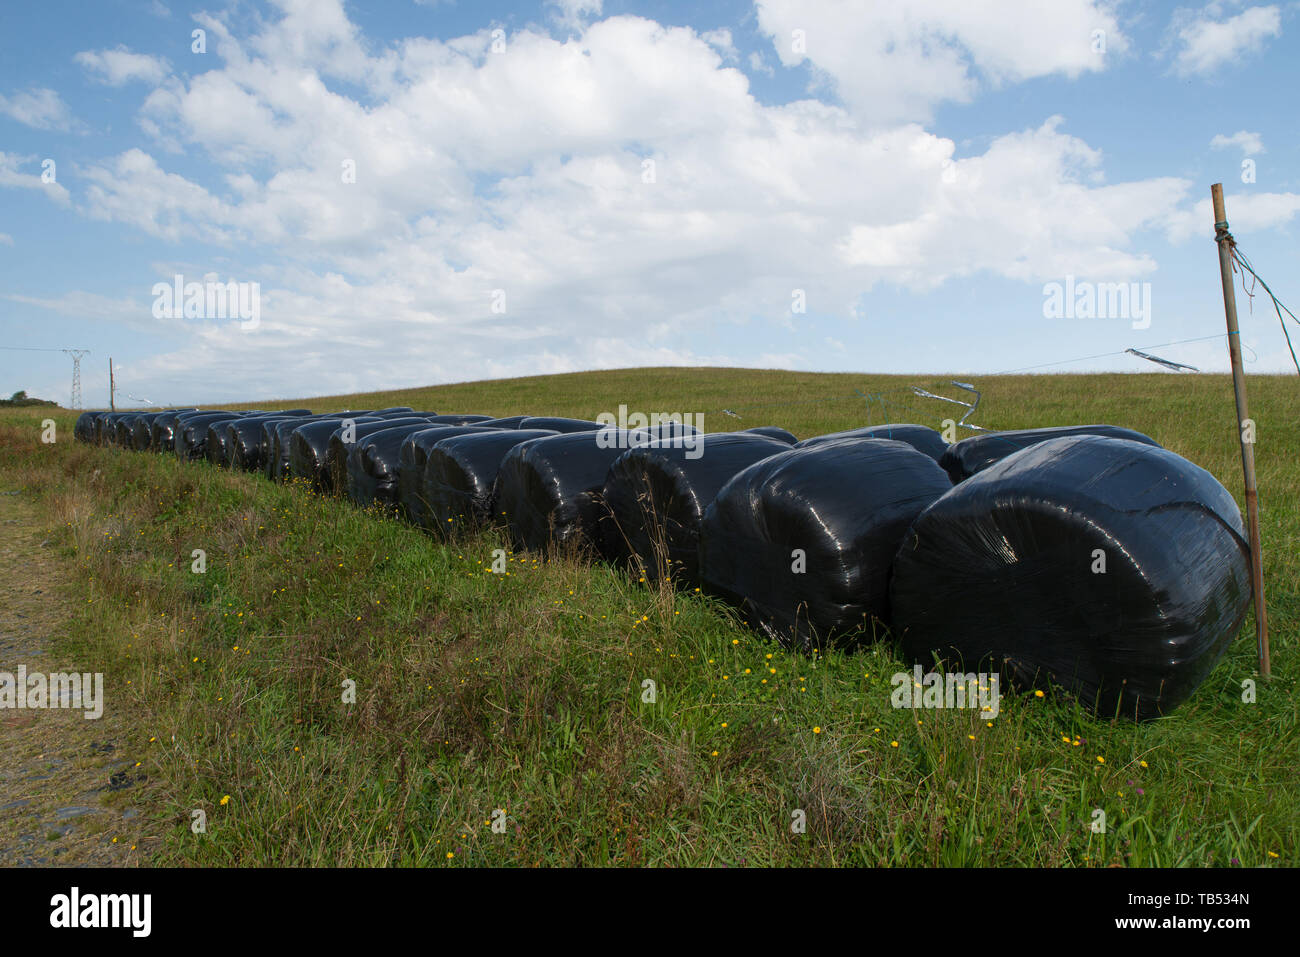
[{"xmin": 62, "ymin": 349, "xmax": 90, "ymax": 409}]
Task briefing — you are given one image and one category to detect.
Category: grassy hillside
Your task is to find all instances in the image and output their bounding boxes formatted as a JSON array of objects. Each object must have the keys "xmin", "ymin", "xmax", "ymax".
[{"xmin": 2, "ymin": 368, "xmax": 1296, "ymax": 866}]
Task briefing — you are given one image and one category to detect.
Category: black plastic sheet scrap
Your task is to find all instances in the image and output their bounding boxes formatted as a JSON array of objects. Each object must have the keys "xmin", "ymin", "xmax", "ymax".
[
  {"xmin": 940, "ymin": 424, "xmax": 1159, "ymax": 483},
  {"xmin": 604, "ymin": 432, "xmax": 790, "ymax": 585},
  {"xmin": 699, "ymin": 438, "xmax": 953, "ymax": 652},
  {"xmin": 797, "ymin": 423, "xmax": 948, "ymax": 463},
  {"xmin": 743, "ymin": 426, "xmax": 797, "ymax": 444},
  {"xmin": 890, "ymin": 435, "xmax": 1250, "ymax": 721},
  {"xmin": 421, "ymin": 429, "xmax": 560, "ymax": 534},
  {"xmin": 517, "ymin": 417, "xmax": 604, "ymax": 434},
  {"xmin": 396, "ymin": 426, "xmax": 502, "ymax": 527},
  {"xmin": 494, "ymin": 430, "xmax": 643, "ymax": 554},
  {"xmin": 325, "ymin": 417, "xmax": 433, "ymax": 493}
]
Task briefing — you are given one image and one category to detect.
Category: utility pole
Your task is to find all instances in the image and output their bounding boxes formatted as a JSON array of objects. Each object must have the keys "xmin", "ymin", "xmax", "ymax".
[
  {"xmin": 109, "ymin": 357, "xmax": 116, "ymax": 411},
  {"xmin": 1211, "ymin": 183, "xmax": 1269, "ymax": 677}
]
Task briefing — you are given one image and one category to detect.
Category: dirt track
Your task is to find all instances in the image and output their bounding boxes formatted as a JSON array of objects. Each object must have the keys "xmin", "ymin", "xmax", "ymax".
[{"xmin": 0, "ymin": 487, "xmax": 149, "ymax": 866}]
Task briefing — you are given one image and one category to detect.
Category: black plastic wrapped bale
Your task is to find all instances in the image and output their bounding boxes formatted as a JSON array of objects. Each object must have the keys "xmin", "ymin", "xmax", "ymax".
[
  {"xmin": 797, "ymin": 423, "xmax": 948, "ymax": 464},
  {"xmin": 270, "ymin": 416, "xmax": 344, "ymax": 482},
  {"xmin": 129, "ymin": 413, "xmax": 166, "ymax": 451},
  {"xmin": 421, "ymin": 414, "xmax": 496, "ymax": 426},
  {"xmin": 743, "ymin": 426, "xmax": 797, "ymax": 444},
  {"xmin": 325, "ymin": 417, "xmax": 433, "ymax": 493},
  {"xmin": 260, "ymin": 416, "xmax": 315, "ymax": 481},
  {"xmin": 74, "ymin": 412, "xmax": 100, "ymax": 444},
  {"xmin": 113, "ymin": 417, "xmax": 135, "ymax": 447},
  {"xmin": 477, "ymin": 415, "xmax": 532, "ymax": 429},
  {"xmin": 230, "ymin": 412, "xmax": 309, "ymax": 472},
  {"xmin": 699, "ymin": 438, "xmax": 953, "ymax": 652},
  {"xmin": 346, "ymin": 423, "xmax": 460, "ymax": 509},
  {"xmin": 374, "ymin": 407, "xmax": 415, "ymax": 415},
  {"xmin": 604, "ymin": 432, "xmax": 790, "ymax": 585},
  {"xmin": 396, "ymin": 426, "xmax": 503, "ymax": 526},
  {"xmin": 174, "ymin": 412, "xmax": 235, "ymax": 461},
  {"xmin": 517, "ymin": 416, "xmax": 603, "ymax": 434},
  {"xmin": 889, "ymin": 435, "xmax": 1250, "ymax": 720},
  {"xmin": 287, "ymin": 416, "xmax": 382, "ymax": 489},
  {"xmin": 494, "ymin": 430, "xmax": 644, "ymax": 554},
  {"xmin": 204, "ymin": 416, "xmax": 248, "ymax": 466},
  {"xmin": 93, "ymin": 413, "xmax": 120, "ymax": 446},
  {"xmin": 940, "ymin": 424, "xmax": 1159, "ymax": 483},
  {"xmin": 150, "ymin": 409, "xmax": 198, "ymax": 452},
  {"xmin": 421, "ymin": 429, "xmax": 560, "ymax": 534}
]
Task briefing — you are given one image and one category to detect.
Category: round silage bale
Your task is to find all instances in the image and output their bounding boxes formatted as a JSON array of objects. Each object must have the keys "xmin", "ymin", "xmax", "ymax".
[
  {"xmin": 742, "ymin": 426, "xmax": 797, "ymax": 444},
  {"xmin": 493, "ymin": 429, "xmax": 643, "ymax": 555},
  {"xmin": 517, "ymin": 417, "xmax": 603, "ymax": 434},
  {"xmin": 796, "ymin": 423, "xmax": 948, "ymax": 463},
  {"xmin": 889, "ymin": 435, "xmax": 1251, "ymax": 720},
  {"xmin": 396, "ymin": 425, "xmax": 503, "ymax": 527},
  {"xmin": 603, "ymin": 432, "xmax": 790, "ymax": 585},
  {"xmin": 420, "ymin": 429, "xmax": 560, "ymax": 534},
  {"xmin": 939, "ymin": 424, "xmax": 1159, "ymax": 483},
  {"xmin": 698, "ymin": 438, "xmax": 953, "ymax": 651}
]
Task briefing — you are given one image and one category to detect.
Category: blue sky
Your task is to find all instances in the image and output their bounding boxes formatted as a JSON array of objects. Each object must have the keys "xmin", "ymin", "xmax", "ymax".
[{"xmin": 1, "ymin": 0, "xmax": 1296, "ymax": 407}]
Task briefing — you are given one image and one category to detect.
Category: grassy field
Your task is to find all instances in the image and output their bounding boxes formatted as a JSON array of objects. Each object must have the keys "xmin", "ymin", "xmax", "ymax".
[{"xmin": 1, "ymin": 367, "xmax": 1296, "ymax": 867}]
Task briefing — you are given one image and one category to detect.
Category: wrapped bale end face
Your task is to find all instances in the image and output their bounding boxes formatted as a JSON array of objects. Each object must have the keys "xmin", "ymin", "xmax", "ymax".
[
  {"xmin": 940, "ymin": 424, "xmax": 1159, "ymax": 483},
  {"xmin": 205, "ymin": 417, "xmax": 246, "ymax": 466},
  {"xmin": 74, "ymin": 412, "xmax": 100, "ymax": 444},
  {"xmin": 175, "ymin": 413, "xmax": 235, "ymax": 461},
  {"xmin": 603, "ymin": 432, "xmax": 789, "ymax": 585},
  {"xmin": 130, "ymin": 413, "xmax": 166, "ymax": 451},
  {"xmin": 326, "ymin": 417, "xmax": 432, "ymax": 494},
  {"xmin": 422, "ymin": 429, "xmax": 560, "ymax": 534},
  {"xmin": 347, "ymin": 423, "xmax": 475, "ymax": 509},
  {"xmin": 699, "ymin": 438, "xmax": 953, "ymax": 652},
  {"xmin": 494, "ymin": 429, "xmax": 642, "ymax": 555},
  {"xmin": 396, "ymin": 426, "xmax": 502, "ymax": 527},
  {"xmin": 889, "ymin": 435, "xmax": 1251, "ymax": 721},
  {"xmin": 797, "ymin": 423, "xmax": 948, "ymax": 463},
  {"xmin": 232, "ymin": 413, "xmax": 309, "ymax": 472},
  {"xmin": 288, "ymin": 416, "xmax": 384, "ymax": 491}
]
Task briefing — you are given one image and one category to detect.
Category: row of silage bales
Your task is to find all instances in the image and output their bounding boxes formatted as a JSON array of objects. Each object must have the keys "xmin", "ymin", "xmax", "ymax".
[{"xmin": 76, "ymin": 404, "xmax": 1249, "ymax": 720}]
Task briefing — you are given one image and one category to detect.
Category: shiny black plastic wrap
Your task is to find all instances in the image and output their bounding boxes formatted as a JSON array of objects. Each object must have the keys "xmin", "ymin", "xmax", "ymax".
[
  {"xmin": 230, "ymin": 412, "xmax": 310, "ymax": 472},
  {"xmin": 420, "ymin": 429, "xmax": 560, "ymax": 533},
  {"xmin": 477, "ymin": 416, "xmax": 533, "ymax": 429},
  {"xmin": 797, "ymin": 423, "xmax": 948, "ymax": 463},
  {"xmin": 395, "ymin": 426, "xmax": 502, "ymax": 526},
  {"xmin": 743, "ymin": 426, "xmax": 797, "ymax": 444},
  {"xmin": 517, "ymin": 416, "xmax": 603, "ymax": 434},
  {"xmin": 287, "ymin": 417, "xmax": 382, "ymax": 488},
  {"xmin": 93, "ymin": 412, "xmax": 121, "ymax": 445},
  {"xmin": 204, "ymin": 416, "xmax": 249, "ymax": 466},
  {"xmin": 422, "ymin": 413, "xmax": 495, "ymax": 425},
  {"xmin": 699, "ymin": 438, "xmax": 953, "ymax": 651},
  {"xmin": 150, "ymin": 409, "xmax": 198, "ymax": 452},
  {"xmin": 74, "ymin": 412, "xmax": 100, "ymax": 444},
  {"xmin": 604, "ymin": 432, "xmax": 790, "ymax": 585},
  {"xmin": 174, "ymin": 412, "xmax": 236, "ymax": 461},
  {"xmin": 127, "ymin": 413, "xmax": 163, "ymax": 451},
  {"xmin": 890, "ymin": 435, "xmax": 1250, "ymax": 720},
  {"xmin": 494, "ymin": 430, "xmax": 644, "ymax": 554},
  {"xmin": 346, "ymin": 423, "xmax": 465, "ymax": 509},
  {"xmin": 940, "ymin": 424, "xmax": 1159, "ymax": 483},
  {"xmin": 325, "ymin": 417, "xmax": 433, "ymax": 493}
]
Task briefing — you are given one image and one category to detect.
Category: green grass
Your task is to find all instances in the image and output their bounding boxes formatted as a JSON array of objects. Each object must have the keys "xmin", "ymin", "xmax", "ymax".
[{"xmin": 2, "ymin": 367, "xmax": 1296, "ymax": 866}]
